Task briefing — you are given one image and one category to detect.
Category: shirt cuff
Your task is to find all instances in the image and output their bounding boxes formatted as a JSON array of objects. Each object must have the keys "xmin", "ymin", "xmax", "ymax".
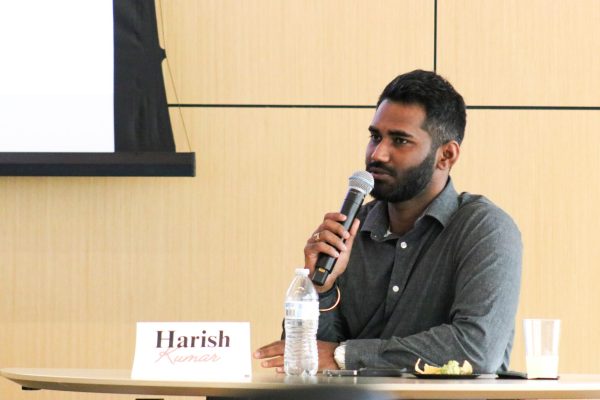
[{"xmin": 345, "ymin": 338, "xmax": 383, "ymax": 369}]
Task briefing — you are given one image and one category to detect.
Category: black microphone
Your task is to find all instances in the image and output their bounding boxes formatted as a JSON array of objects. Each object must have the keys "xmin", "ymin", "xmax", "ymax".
[{"xmin": 311, "ymin": 171, "xmax": 374, "ymax": 286}]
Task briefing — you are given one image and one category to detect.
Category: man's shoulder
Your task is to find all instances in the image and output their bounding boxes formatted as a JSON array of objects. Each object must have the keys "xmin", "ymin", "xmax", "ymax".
[
  {"xmin": 453, "ymin": 192, "xmax": 521, "ymax": 237},
  {"xmin": 456, "ymin": 191, "xmax": 509, "ymax": 217}
]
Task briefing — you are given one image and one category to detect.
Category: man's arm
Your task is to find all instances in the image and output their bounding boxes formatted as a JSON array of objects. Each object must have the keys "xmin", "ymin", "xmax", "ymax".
[
  {"xmin": 343, "ymin": 205, "xmax": 522, "ymax": 373},
  {"xmin": 254, "ymin": 214, "xmax": 360, "ymax": 370},
  {"xmin": 309, "ymin": 215, "xmax": 359, "ymax": 344}
]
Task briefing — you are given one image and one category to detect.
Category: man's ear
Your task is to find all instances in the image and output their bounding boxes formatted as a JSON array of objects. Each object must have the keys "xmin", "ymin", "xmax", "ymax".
[{"xmin": 436, "ymin": 141, "xmax": 460, "ymax": 170}]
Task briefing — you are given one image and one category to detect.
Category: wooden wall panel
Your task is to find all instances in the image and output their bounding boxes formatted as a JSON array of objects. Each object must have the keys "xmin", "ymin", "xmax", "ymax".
[
  {"xmin": 0, "ymin": 107, "xmax": 375, "ymax": 400},
  {"xmin": 3, "ymin": 3, "xmax": 600, "ymax": 400},
  {"xmin": 452, "ymin": 110, "xmax": 600, "ymax": 372},
  {"xmin": 158, "ymin": 0, "xmax": 434, "ymax": 105},
  {"xmin": 437, "ymin": 0, "xmax": 600, "ymax": 106}
]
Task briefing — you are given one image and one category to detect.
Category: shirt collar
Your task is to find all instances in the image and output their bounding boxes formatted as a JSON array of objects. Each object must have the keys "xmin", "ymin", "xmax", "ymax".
[
  {"xmin": 422, "ymin": 178, "xmax": 460, "ymax": 228},
  {"xmin": 361, "ymin": 178, "xmax": 460, "ymax": 236}
]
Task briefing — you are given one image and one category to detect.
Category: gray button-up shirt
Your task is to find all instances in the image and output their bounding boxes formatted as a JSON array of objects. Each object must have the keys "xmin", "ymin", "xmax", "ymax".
[{"xmin": 317, "ymin": 179, "xmax": 522, "ymax": 373}]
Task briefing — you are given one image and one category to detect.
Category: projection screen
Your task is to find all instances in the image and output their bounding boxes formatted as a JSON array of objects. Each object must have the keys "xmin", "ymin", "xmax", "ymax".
[{"xmin": 0, "ymin": 0, "xmax": 194, "ymax": 176}]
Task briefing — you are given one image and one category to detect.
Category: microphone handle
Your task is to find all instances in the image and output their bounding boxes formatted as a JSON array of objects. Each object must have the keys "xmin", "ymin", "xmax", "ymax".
[{"xmin": 311, "ymin": 188, "xmax": 365, "ymax": 286}]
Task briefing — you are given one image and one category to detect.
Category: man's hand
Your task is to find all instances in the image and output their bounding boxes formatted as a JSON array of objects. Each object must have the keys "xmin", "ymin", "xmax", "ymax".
[
  {"xmin": 254, "ymin": 340, "xmax": 285, "ymax": 371},
  {"xmin": 305, "ymin": 213, "xmax": 361, "ymax": 292},
  {"xmin": 254, "ymin": 340, "xmax": 341, "ymax": 372},
  {"xmin": 316, "ymin": 340, "xmax": 340, "ymax": 370}
]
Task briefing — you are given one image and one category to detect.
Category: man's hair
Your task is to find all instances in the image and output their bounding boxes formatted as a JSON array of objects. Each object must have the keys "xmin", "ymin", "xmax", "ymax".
[{"xmin": 377, "ymin": 70, "xmax": 466, "ymax": 147}]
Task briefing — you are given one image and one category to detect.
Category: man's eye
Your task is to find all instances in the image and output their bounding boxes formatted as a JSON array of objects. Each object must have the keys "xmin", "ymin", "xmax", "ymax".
[
  {"xmin": 369, "ymin": 133, "xmax": 381, "ymax": 142},
  {"xmin": 393, "ymin": 137, "xmax": 408, "ymax": 145}
]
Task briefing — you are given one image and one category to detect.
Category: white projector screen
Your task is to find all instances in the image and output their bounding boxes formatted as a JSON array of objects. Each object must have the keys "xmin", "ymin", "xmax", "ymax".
[{"xmin": 0, "ymin": 0, "xmax": 114, "ymax": 152}]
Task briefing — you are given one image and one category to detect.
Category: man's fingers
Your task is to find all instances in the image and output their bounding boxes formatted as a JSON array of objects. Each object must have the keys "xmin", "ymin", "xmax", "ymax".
[
  {"xmin": 304, "ymin": 213, "xmax": 358, "ymax": 292},
  {"xmin": 255, "ymin": 341, "xmax": 286, "ymax": 371},
  {"xmin": 318, "ymin": 230, "xmax": 348, "ymax": 252},
  {"xmin": 305, "ymin": 244, "xmax": 339, "ymax": 261},
  {"xmin": 323, "ymin": 212, "xmax": 347, "ymax": 223},
  {"xmin": 307, "ymin": 219, "xmax": 360, "ymax": 259},
  {"xmin": 254, "ymin": 340, "xmax": 284, "ymax": 359},
  {"xmin": 319, "ymin": 219, "xmax": 350, "ymax": 240},
  {"xmin": 259, "ymin": 355, "xmax": 284, "ymax": 369}
]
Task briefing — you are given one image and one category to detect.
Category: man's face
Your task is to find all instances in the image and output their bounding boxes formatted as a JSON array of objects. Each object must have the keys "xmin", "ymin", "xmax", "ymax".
[{"xmin": 365, "ymin": 100, "xmax": 437, "ymax": 203}]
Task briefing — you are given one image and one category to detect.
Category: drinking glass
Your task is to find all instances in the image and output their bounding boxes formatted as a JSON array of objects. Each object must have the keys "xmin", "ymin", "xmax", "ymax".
[{"xmin": 523, "ymin": 318, "xmax": 561, "ymax": 379}]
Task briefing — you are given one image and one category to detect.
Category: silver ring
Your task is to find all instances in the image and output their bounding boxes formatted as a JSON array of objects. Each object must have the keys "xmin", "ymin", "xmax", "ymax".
[{"xmin": 313, "ymin": 232, "xmax": 320, "ymax": 242}]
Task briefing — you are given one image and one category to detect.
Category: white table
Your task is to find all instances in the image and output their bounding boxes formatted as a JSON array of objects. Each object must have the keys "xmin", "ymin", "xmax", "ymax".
[{"xmin": 3, "ymin": 368, "xmax": 600, "ymax": 399}]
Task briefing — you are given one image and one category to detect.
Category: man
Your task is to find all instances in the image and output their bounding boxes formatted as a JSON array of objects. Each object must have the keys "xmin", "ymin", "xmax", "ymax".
[{"xmin": 254, "ymin": 70, "xmax": 522, "ymax": 373}]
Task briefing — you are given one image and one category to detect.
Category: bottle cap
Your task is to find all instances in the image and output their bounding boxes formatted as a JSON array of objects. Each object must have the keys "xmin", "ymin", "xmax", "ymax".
[{"xmin": 295, "ymin": 268, "xmax": 309, "ymax": 276}]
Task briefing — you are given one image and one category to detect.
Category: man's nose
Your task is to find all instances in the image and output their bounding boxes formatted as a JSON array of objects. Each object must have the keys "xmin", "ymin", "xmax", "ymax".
[{"xmin": 370, "ymin": 140, "xmax": 390, "ymax": 163}]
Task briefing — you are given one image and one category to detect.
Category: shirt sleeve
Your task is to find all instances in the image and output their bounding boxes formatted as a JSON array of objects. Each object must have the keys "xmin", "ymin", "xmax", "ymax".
[{"xmin": 344, "ymin": 203, "xmax": 523, "ymax": 373}]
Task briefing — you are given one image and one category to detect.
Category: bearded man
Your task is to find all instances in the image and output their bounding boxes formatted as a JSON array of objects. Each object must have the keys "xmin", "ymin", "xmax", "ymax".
[{"xmin": 255, "ymin": 70, "xmax": 522, "ymax": 374}]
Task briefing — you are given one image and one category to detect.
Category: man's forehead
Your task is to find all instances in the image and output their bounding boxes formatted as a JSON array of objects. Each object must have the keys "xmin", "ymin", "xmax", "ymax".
[{"xmin": 371, "ymin": 100, "xmax": 426, "ymax": 129}]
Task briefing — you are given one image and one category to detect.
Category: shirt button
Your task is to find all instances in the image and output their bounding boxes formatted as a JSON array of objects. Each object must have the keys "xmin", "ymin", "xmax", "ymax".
[
  {"xmin": 400, "ymin": 241, "xmax": 407, "ymax": 249},
  {"xmin": 392, "ymin": 285, "xmax": 400, "ymax": 293}
]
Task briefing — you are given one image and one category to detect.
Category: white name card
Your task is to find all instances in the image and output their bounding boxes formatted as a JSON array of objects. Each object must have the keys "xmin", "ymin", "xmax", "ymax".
[{"xmin": 131, "ymin": 322, "xmax": 252, "ymax": 382}]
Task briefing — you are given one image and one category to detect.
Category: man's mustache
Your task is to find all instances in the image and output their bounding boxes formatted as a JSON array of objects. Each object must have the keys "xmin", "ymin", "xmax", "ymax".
[{"xmin": 366, "ymin": 162, "xmax": 396, "ymax": 177}]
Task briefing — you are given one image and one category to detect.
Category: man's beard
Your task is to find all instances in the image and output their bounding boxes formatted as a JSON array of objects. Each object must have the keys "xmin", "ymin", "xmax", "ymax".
[{"xmin": 367, "ymin": 150, "xmax": 436, "ymax": 203}]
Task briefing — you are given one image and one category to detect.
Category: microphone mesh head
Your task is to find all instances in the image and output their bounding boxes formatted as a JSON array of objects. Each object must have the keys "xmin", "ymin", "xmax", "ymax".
[{"xmin": 349, "ymin": 171, "xmax": 375, "ymax": 195}]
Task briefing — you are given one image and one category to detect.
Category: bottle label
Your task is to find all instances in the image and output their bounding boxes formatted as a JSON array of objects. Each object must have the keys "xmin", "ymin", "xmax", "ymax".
[{"xmin": 285, "ymin": 301, "xmax": 319, "ymax": 319}]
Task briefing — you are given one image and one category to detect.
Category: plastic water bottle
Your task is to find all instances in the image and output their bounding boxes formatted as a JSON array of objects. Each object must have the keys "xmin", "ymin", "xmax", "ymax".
[{"xmin": 284, "ymin": 268, "xmax": 319, "ymax": 376}]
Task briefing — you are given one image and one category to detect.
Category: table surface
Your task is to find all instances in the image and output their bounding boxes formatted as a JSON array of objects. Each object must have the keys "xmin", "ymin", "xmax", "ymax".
[{"xmin": 3, "ymin": 368, "xmax": 600, "ymax": 399}]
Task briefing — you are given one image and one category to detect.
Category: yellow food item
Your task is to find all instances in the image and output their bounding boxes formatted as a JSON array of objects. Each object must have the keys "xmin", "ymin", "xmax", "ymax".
[
  {"xmin": 414, "ymin": 358, "xmax": 473, "ymax": 375},
  {"xmin": 460, "ymin": 360, "xmax": 473, "ymax": 375}
]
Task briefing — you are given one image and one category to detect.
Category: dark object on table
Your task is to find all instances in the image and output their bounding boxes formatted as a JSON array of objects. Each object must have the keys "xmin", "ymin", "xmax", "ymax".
[{"xmin": 496, "ymin": 370, "xmax": 528, "ymax": 379}]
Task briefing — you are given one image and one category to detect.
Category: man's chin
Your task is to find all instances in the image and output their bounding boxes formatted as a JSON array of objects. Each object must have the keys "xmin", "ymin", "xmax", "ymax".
[
  {"xmin": 371, "ymin": 183, "xmax": 414, "ymax": 203},
  {"xmin": 372, "ymin": 192, "xmax": 407, "ymax": 203},
  {"xmin": 371, "ymin": 186, "xmax": 395, "ymax": 201}
]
